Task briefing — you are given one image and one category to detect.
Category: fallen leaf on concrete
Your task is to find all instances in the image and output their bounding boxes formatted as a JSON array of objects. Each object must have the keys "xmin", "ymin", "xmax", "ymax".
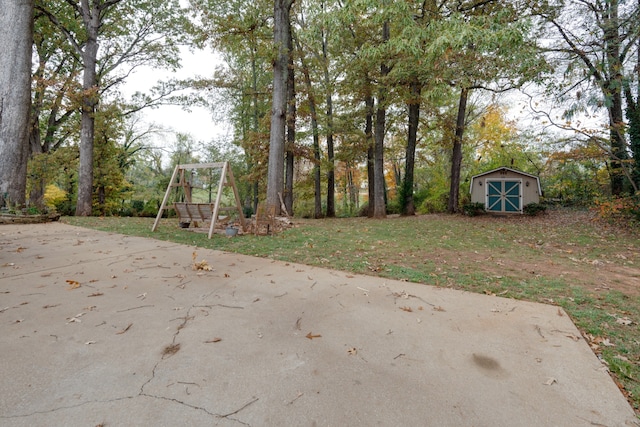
[
  {"xmin": 66, "ymin": 280, "xmax": 81, "ymax": 290},
  {"xmin": 433, "ymin": 306, "xmax": 446, "ymax": 312},
  {"xmin": 306, "ymin": 332, "xmax": 322, "ymax": 340},
  {"xmin": 116, "ymin": 323, "xmax": 133, "ymax": 335},
  {"xmin": 347, "ymin": 347, "xmax": 357, "ymax": 355},
  {"xmin": 557, "ymin": 308, "xmax": 564, "ymax": 317},
  {"xmin": 88, "ymin": 292, "xmax": 103, "ymax": 297},
  {"xmin": 42, "ymin": 304, "xmax": 60, "ymax": 309},
  {"xmin": 193, "ymin": 260, "xmax": 213, "ymax": 271},
  {"xmin": 204, "ymin": 337, "xmax": 222, "ymax": 343},
  {"xmin": 192, "ymin": 251, "xmax": 213, "ymax": 271},
  {"xmin": 66, "ymin": 312, "xmax": 86, "ymax": 323},
  {"xmin": 544, "ymin": 377, "xmax": 557, "ymax": 386},
  {"xmin": 400, "ymin": 306, "xmax": 413, "ymax": 313}
]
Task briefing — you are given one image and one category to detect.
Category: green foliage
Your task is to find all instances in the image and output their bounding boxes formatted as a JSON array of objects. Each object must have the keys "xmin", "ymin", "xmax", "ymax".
[
  {"xmin": 418, "ymin": 191, "xmax": 449, "ymax": 214},
  {"xmin": 523, "ymin": 202, "xmax": 547, "ymax": 216},
  {"xmin": 543, "ymin": 152, "xmax": 605, "ymax": 206},
  {"xmin": 141, "ymin": 200, "xmax": 161, "ymax": 218},
  {"xmin": 463, "ymin": 202, "xmax": 486, "ymax": 216},
  {"xmin": 397, "ymin": 178, "xmax": 413, "ymax": 215}
]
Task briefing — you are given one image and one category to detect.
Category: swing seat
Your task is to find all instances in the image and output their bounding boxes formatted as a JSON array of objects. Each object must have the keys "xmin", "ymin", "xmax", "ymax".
[{"xmin": 174, "ymin": 203, "xmax": 238, "ymax": 225}]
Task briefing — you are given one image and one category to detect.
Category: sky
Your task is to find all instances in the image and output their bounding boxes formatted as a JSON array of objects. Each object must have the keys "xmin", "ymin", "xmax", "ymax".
[{"xmin": 122, "ymin": 47, "xmax": 231, "ymax": 146}]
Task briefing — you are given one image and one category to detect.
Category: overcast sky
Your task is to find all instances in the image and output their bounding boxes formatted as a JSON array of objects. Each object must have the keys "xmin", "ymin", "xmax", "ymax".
[{"xmin": 122, "ymin": 47, "xmax": 231, "ymax": 145}]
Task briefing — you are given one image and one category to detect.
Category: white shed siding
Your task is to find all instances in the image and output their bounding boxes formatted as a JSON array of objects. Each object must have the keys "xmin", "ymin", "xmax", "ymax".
[{"xmin": 470, "ymin": 167, "xmax": 540, "ymax": 213}]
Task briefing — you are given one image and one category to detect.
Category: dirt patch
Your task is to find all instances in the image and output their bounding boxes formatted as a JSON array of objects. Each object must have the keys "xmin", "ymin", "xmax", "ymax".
[{"xmin": 468, "ymin": 211, "xmax": 640, "ymax": 296}]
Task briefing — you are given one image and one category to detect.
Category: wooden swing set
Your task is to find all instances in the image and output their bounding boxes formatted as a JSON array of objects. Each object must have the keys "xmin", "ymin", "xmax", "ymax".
[{"xmin": 151, "ymin": 162, "xmax": 246, "ymax": 239}]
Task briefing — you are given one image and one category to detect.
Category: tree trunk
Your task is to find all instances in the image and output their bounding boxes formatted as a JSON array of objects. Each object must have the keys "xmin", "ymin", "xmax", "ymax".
[
  {"xmin": 284, "ymin": 19, "xmax": 295, "ymax": 216},
  {"xmin": 75, "ymin": 0, "xmax": 100, "ymax": 216},
  {"xmin": 365, "ymin": 94, "xmax": 375, "ymax": 217},
  {"xmin": 401, "ymin": 82, "xmax": 422, "ymax": 216},
  {"xmin": 448, "ymin": 87, "xmax": 469, "ymax": 214},
  {"xmin": 372, "ymin": 21, "xmax": 390, "ymax": 219},
  {"xmin": 250, "ymin": 46, "xmax": 260, "ymax": 214},
  {"xmin": 0, "ymin": 0, "xmax": 33, "ymax": 208},
  {"xmin": 603, "ymin": 0, "xmax": 628, "ymax": 195},
  {"xmin": 322, "ymin": 26, "xmax": 335, "ymax": 218},
  {"xmin": 266, "ymin": 0, "xmax": 293, "ymax": 214}
]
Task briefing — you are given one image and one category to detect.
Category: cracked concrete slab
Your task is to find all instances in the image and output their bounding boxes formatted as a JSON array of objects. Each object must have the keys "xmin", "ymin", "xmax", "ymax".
[{"xmin": 0, "ymin": 222, "xmax": 637, "ymax": 426}]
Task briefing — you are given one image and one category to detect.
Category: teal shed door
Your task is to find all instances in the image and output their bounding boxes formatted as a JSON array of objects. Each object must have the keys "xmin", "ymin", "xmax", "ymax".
[{"xmin": 486, "ymin": 180, "xmax": 521, "ymax": 212}]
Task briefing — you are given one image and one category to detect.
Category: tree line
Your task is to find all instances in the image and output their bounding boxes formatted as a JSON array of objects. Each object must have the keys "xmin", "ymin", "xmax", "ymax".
[{"xmin": 0, "ymin": 0, "xmax": 639, "ymax": 221}]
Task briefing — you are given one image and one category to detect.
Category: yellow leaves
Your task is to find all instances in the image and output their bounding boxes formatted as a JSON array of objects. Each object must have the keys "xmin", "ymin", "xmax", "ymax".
[
  {"xmin": 192, "ymin": 251, "xmax": 213, "ymax": 271},
  {"xmin": 66, "ymin": 279, "xmax": 81, "ymax": 290}
]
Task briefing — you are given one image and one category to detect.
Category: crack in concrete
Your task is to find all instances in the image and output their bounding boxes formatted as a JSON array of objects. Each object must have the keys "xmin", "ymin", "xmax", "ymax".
[
  {"xmin": 0, "ymin": 396, "xmax": 135, "ymax": 419},
  {"xmin": 2, "ymin": 283, "xmax": 257, "ymax": 425}
]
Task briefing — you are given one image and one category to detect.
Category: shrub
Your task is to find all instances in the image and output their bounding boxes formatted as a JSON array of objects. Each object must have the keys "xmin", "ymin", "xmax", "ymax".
[
  {"xmin": 386, "ymin": 200, "xmax": 401, "ymax": 215},
  {"xmin": 593, "ymin": 195, "xmax": 640, "ymax": 226},
  {"xmin": 523, "ymin": 202, "xmax": 547, "ymax": 216},
  {"xmin": 131, "ymin": 200, "xmax": 145, "ymax": 215},
  {"xmin": 140, "ymin": 200, "xmax": 160, "ymax": 217},
  {"xmin": 44, "ymin": 185, "xmax": 67, "ymax": 211},
  {"xmin": 418, "ymin": 193, "xmax": 448, "ymax": 214},
  {"xmin": 462, "ymin": 202, "xmax": 486, "ymax": 216}
]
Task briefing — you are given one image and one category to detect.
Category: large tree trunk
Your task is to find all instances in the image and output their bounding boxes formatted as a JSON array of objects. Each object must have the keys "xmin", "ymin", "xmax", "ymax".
[
  {"xmin": 603, "ymin": 0, "xmax": 627, "ymax": 195},
  {"xmin": 75, "ymin": 0, "xmax": 100, "ymax": 216},
  {"xmin": 372, "ymin": 21, "xmax": 390, "ymax": 219},
  {"xmin": 365, "ymin": 94, "xmax": 375, "ymax": 217},
  {"xmin": 284, "ymin": 19, "xmax": 295, "ymax": 216},
  {"xmin": 401, "ymin": 81, "xmax": 422, "ymax": 216},
  {"xmin": 250, "ymin": 46, "xmax": 261, "ymax": 214},
  {"xmin": 266, "ymin": 0, "xmax": 294, "ymax": 214},
  {"xmin": 448, "ymin": 87, "xmax": 469, "ymax": 214},
  {"xmin": 0, "ymin": 0, "xmax": 33, "ymax": 208}
]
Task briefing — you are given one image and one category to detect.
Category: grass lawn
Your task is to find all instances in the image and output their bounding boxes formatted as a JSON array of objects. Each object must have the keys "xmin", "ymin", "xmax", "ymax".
[{"xmin": 63, "ymin": 209, "xmax": 640, "ymax": 413}]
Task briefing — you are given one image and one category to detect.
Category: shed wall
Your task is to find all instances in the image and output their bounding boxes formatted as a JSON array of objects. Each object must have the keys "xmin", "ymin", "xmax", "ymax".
[{"xmin": 470, "ymin": 170, "xmax": 540, "ymax": 208}]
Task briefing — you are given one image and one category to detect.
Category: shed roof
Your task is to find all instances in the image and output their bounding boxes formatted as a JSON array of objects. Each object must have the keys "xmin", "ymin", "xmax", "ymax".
[
  {"xmin": 469, "ymin": 167, "xmax": 541, "ymax": 195},
  {"xmin": 471, "ymin": 167, "xmax": 539, "ymax": 180}
]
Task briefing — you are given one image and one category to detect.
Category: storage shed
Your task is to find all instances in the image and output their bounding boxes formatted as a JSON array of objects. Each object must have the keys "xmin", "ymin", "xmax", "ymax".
[{"xmin": 469, "ymin": 167, "xmax": 541, "ymax": 214}]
